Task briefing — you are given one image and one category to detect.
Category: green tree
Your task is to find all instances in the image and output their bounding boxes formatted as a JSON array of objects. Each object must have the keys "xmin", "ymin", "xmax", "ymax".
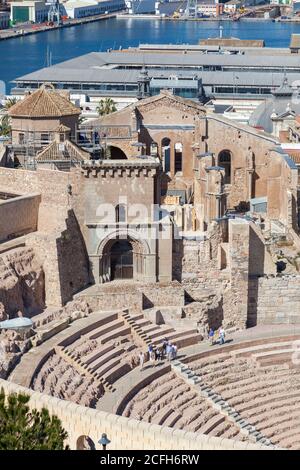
[
  {"xmin": 96, "ymin": 97, "xmax": 117, "ymax": 116},
  {"xmin": 0, "ymin": 389, "xmax": 68, "ymax": 450}
]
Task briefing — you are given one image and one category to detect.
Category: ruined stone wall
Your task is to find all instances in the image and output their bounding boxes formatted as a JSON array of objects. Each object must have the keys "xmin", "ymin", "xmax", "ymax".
[
  {"xmin": 27, "ymin": 210, "xmax": 90, "ymax": 307},
  {"xmin": 0, "ymin": 167, "xmax": 89, "ymax": 306},
  {"xmin": 0, "ymin": 378, "xmax": 266, "ymax": 450},
  {"xmin": 200, "ymin": 117, "xmax": 278, "ymax": 209},
  {"xmin": 0, "ymin": 193, "xmax": 41, "ymax": 243},
  {"xmin": 0, "ymin": 246, "xmax": 45, "ymax": 320},
  {"xmin": 248, "ymin": 275, "xmax": 300, "ymax": 326},
  {"xmin": 267, "ymin": 151, "xmax": 298, "ymax": 229}
]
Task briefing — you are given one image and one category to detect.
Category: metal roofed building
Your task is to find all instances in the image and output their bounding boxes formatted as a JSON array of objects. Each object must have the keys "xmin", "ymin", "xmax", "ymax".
[{"xmin": 12, "ymin": 49, "xmax": 300, "ymax": 100}]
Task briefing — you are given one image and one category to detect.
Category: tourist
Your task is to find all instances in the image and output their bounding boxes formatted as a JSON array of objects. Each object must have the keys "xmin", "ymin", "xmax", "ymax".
[
  {"xmin": 148, "ymin": 344, "xmax": 154, "ymax": 362},
  {"xmin": 139, "ymin": 351, "xmax": 144, "ymax": 370},
  {"xmin": 166, "ymin": 342, "xmax": 172, "ymax": 361},
  {"xmin": 162, "ymin": 338, "xmax": 168, "ymax": 355},
  {"xmin": 214, "ymin": 330, "xmax": 219, "ymax": 345},
  {"xmin": 172, "ymin": 343, "xmax": 178, "ymax": 360},
  {"xmin": 208, "ymin": 328, "xmax": 215, "ymax": 346},
  {"xmin": 159, "ymin": 346, "xmax": 164, "ymax": 360},
  {"xmin": 219, "ymin": 327, "xmax": 226, "ymax": 345},
  {"xmin": 155, "ymin": 348, "xmax": 160, "ymax": 361}
]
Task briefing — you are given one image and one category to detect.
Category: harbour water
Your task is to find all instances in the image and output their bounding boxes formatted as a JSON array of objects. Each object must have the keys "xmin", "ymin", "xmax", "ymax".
[{"xmin": 2, "ymin": 17, "xmax": 300, "ymax": 92}]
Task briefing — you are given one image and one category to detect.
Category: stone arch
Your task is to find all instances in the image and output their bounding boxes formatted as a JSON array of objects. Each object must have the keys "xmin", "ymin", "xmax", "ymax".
[
  {"xmin": 97, "ymin": 229, "xmax": 152, "ymax": 283},
  {"xmin": 76, "ymin": 435, "xmax": 96, "ymax": 450},
  {"xmin": 108, "ymin": 145, "xmax": 127, "ymax": 160},
  {"xmin": 218, "ymin": 149, "xmax": 232, "ymax": 184}
]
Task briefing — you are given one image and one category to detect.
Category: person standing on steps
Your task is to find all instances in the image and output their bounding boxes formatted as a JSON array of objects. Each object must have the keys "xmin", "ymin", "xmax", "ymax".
[
  {"xmin": 219, "ymin": 326, "xmax": 226, "ymax": 345},
  {"xmin": 139, "ymin": 351, "xmax": 144, "ymax": 370},
  {"xmin": 208, "ymin": 328, "xmax": 215, "ymax": 346}
]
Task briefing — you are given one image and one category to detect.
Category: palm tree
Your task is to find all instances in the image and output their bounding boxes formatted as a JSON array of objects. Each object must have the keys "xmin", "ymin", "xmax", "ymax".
[
  {"xmin": 96, "ymin": 98, "xmax": 117, "ymax": 116},
  {"xmin": 4, "ymin": 97, "xmax": 18, "ymax": 110},
  {"xmin": 0, "ymin": 114, "xmax": 11, "ymax": 137}
]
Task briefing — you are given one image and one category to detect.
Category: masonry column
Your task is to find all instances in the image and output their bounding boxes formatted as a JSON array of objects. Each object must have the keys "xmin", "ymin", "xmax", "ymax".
[{"xmin": 226, "ymin": 219, "xmax": 250, "ymax": 329}]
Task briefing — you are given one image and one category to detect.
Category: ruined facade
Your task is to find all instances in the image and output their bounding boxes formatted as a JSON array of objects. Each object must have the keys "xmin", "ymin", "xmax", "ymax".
[{"xmin": 1, "ymin": 87, "xmax": 300, "ymax": 330}]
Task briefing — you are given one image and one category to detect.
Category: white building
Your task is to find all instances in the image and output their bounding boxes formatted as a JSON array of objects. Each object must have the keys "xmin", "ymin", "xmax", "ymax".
[
  {"xmin": 62, "ymin": 0, "xmax": 125, "ymax": 18},
  {"xmin": 10, "ymin": 1, "xmax": 49, "ymax": 23},
  {"xmin": 224, "ymin": 0, "xmax": 241, "ymax": 13},
  {"xmin": 0, "ymin": 11, "xmax": 10, "ymax": 29},
  {"xmin": 196, "ymin": 0, "xmax": 224, "ymax": 17}
]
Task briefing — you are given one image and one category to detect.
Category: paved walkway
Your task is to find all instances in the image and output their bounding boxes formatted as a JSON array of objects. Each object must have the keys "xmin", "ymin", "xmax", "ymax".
[
  {"xmin": 180, "ymin": 323, "xmax": 300, "ymax": 359},
  {"xmin": 97, "ymin": 361, "xmax": 171, "ymax": 414}
]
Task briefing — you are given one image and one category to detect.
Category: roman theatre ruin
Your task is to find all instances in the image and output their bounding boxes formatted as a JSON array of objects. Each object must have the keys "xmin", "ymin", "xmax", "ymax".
[{"xmin": 1, "ymin": 87, "xmax": 300, "ymax": 450}]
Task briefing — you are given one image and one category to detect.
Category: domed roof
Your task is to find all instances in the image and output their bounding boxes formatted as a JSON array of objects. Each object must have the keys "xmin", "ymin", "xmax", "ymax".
[
  {"xmin": 9, "ymin": 84, "xmax": 80, "ymax": 118},
  {"xmin": 249, "ymin": 77, "xmax": 300, "ymax": 133}
]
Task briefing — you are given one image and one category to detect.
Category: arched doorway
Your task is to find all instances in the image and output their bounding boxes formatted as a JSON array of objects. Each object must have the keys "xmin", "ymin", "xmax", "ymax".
[
  {"xmin": 218, "ymin": 150, "xmax": 232, "ymax": 184},
  {"xmin": 161, "ymin": 137, "xmax": 171, "ymax": 173},
  {"xmin": 108, "ymin": 146, "xmax": 127, "ymax": 160},
  {"xmin": 110, "ymin": 240, "xmax": 133, "ymax": 280},
  {"xmin": 76, "ymin": 435, "xmax": 95, "ymax": 450}
]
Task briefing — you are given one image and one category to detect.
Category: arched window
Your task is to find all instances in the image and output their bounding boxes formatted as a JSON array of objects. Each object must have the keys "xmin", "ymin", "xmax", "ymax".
[
  {"xmin": 174, "ymin": 142, "xmax": 183, "ymax": 174},
  {"xmin": 218, "ymin": 150, "xmax": 232, "ymax": 184},
  {"xmin": 161, "ymin": 137, "xmax": 171, "ymax": 173},
  {"xmin": 115, "ymin": 204, "xmax": 126, "ymax": 223}
]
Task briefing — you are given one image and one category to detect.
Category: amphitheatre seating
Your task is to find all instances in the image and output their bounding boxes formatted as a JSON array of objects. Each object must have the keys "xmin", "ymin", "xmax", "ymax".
[
  {"xmin": 185, "ymin": 336, "xmax": 300, "ymax": 449},
  {"xmin": 30, "ymin": 308, "xmax": 202, "ymax": 409},
  {"xmin": 32, "ymin": 353, "xmax": 104, "ymax": 408},
  {"xmin": 122, "ymin": 371, "xmax": 244, "ymax": 440}
]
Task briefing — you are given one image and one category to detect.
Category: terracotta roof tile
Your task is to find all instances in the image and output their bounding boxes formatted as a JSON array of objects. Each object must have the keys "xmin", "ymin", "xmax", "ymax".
[{"xmin": 9, "ymin": 85, "xmax": 80, "ymax": 118}]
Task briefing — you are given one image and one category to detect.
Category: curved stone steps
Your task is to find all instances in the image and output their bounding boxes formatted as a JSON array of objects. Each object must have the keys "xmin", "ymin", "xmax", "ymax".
[
  {"xmin": 152, "ymin": 329, "xmax": 199, "ymax": 346},
  {"xmin": 87, "ymin": 318, "xmax": 125, "ymax": 340},
  {"xmin": 237, "ymin": 390, "xmax": 300, "ymax": 415},
  {"xmin": 231, "ymin": 340, "xmax": 295, "ymax": 359},
  {"xmin": 162, "ymin": 409, "xmax": 183, "ymax": 427},
  {"xmin": 223, "ymin": 378, "xmax": 300, "ymax": 408},
  {"xmin": 98, "ymin": 325, "xmax": 132, "ymax": 344},
  {"xmin": 102, "ymin": 362, "xmax": 132, "ymax": 385},
  {"xmin": 274, "ymin": 430, "xmax": 300, "ymax": 449},
  {"xmin": 257, "ymin": 412, "xmax": 300, "ymax": 437},
  {"xmin": 195, "ymin": 414, "xmax": 225, "ymax": 434},
  {"xmin": 148, "ymin": 326, "xmax": 175, "ymax": 339},
  {"xmin": 82, "ymin": 343, "xmax": 115, "ymax": 366}
]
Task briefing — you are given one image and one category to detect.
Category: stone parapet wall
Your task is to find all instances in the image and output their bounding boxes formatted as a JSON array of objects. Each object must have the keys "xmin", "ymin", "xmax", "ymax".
[
  {"xmin": 0, "ymin": 193, "xmax": 41, "ymax": 243},
  {"xmin": 0, "ymin": 378, "xmax": 268, "ymax": 450},
  {"xmin": 248, "ymin": 275, "xmax": 300, "ymax": 326}
]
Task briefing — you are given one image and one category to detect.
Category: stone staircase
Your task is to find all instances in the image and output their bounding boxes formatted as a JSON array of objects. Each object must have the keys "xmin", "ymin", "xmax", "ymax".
[{"xmin": 121, "ymin": 310, "xmax": 202, "ymax": 349}]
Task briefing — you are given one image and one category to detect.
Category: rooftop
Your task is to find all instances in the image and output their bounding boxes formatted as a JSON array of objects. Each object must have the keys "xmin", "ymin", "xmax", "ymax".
[{"xmin": 9, "ymin": 84, "xmax": 80, "ymax": 118}]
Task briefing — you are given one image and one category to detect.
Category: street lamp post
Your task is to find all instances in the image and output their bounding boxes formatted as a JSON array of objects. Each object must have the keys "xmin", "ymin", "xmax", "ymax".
[{"xmin": 98, "ymin": 433, "xmax": 111, "ymax": 450}]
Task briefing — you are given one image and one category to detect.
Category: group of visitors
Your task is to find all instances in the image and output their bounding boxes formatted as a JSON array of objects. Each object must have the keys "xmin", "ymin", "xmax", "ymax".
[
  {"xmin": 139, "ymin": 338, "xmax": 178, "ymax": 370},
  {"xmin": 208, "ymin": 326, "xmax": 226, "ymax": 346}
]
